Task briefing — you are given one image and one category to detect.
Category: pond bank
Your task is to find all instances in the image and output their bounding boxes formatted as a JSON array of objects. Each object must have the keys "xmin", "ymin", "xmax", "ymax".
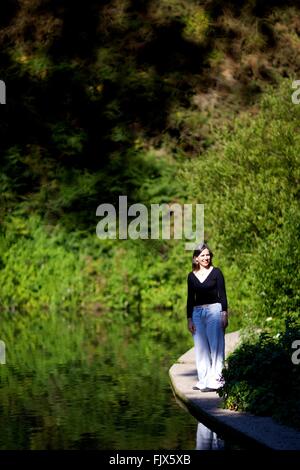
[{"xmin": 169, "ymin": 331, "xmax": 300, "ymax": 450}]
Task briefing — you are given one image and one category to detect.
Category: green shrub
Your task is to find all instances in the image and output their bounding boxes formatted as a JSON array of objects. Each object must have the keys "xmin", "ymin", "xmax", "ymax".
[
  {"xmin": 182, "ymin": 80, "xmax": 300, "ymax": 330},
  {"xmin": 219, "ymin": 322, "xmax": 300, "ymax": 429}
]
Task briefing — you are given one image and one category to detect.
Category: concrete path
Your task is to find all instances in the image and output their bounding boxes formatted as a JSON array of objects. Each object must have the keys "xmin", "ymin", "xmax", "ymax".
[{"xmin": 169, "ymin": 331, "xmax": 300, "ymax": 450}]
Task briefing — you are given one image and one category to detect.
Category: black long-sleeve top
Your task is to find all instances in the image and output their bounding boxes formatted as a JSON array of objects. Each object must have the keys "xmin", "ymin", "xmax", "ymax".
[{"xmin": 186, "ymin": 267, "xmax": 228, "ymax": 318}]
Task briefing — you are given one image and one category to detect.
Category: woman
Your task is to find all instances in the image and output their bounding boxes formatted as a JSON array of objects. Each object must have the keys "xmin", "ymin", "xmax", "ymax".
[{"xmin": 187, "ymin": 243, "xmax": 228, "ymax": 392}]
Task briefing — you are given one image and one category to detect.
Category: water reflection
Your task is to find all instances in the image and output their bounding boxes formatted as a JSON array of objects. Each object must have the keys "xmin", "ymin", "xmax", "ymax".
[
  {"xmin": 0, "ymin": 317, "xmax": 202, "ymax": 450},
  {"xmin": 0, "ymin": 315, "xmax": 247, "ymax": 450},
  {"xmin": 172, "ymin": 394, "xmax": 245, "ymax": 450},
  {"xmin": 195, "ymin": 422, "xmax": 225, "ymax": 450}
]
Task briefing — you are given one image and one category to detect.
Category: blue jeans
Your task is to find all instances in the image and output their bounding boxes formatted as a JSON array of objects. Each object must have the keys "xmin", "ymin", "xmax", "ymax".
[{"xmin": 192, "ymin": 303, "xmax": 225, "ymax": 389}]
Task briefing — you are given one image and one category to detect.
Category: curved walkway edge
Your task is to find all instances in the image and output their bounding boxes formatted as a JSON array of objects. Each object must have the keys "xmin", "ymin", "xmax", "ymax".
[{"xmin": 169, "ymin": 331, "xmax": 300, "ymax": 450}]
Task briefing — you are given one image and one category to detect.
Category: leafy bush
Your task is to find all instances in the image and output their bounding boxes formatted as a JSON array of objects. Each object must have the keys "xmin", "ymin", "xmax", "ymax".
[
  {"xmin": 182, "ymin": 80, "xmax": 300, "ymax": 331},
  {"xmin": 219, "ymin": 321, "xmax": 300, "ymax": 430},
  {"xmin": 0, "ymin": 214, "xmax": 95, "ymax": 319}
]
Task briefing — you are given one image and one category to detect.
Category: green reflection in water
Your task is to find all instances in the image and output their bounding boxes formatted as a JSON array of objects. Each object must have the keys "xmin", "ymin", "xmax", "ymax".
[{"xmin": 0, "ymin": 314, "xmax": 198, "ymax": 450}]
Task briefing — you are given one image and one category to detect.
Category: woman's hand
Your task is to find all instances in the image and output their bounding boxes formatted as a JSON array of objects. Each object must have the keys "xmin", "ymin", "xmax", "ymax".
[
  {"xmin": 188, "ymin": 318, "xmax": 196, "ymax": 334},
  {"xmin": 221, "ymin": 311, "xmax": 228, "ymax": 329}
]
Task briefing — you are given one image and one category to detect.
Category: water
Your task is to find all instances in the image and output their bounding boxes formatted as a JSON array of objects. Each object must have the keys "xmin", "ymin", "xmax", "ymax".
[{"xmin": 0, "ymin": 315, "xmax": 245, "ymax": 450}]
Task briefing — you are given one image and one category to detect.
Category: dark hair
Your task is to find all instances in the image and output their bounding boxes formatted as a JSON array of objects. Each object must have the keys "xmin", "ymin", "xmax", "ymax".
[{"xmin": 192, "ymin": 243, "xmax": 213, "ymax": 271}]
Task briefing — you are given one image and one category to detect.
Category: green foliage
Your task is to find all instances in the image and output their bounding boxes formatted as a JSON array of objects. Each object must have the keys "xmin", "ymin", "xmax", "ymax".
[
  {"xmin": 182, "ymin": 80, "xmax": 300, "ymax": 332},
  {"xmin": 219, "ymin": 322, "xmax": 300, "ymax": 430},
  {"xmin": 182, "ymin": 6, "xmax": 210, "ymax": 43},
  {"xmin": 248, "ymin": 202, "xmax": 300, "ymax": 331},
  {"xmin": 12, "ymin": 49, "xmax": 51, "ymax": 79},
  {"xmin": 151, "ymin": 0, "xmax": 210, "ymax": 42},
  {"xmin": 51, "ymin": 122, "xmax": 87, "ymax": 155},
  {"xmin": 0, "ymin": 210, "xmax": 190, "ymax": 345},
  {"xmin": 92, "ymin": 238, "xmax": 190, "ymax": 343},
  {"xmin": 0, "ymin": 214, "xmax": 94, "ymax": 319}
]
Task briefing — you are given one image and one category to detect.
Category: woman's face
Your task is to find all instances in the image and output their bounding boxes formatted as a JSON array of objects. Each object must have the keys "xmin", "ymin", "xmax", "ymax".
[{"xmin": 195, "ymin": 248, "xmax": 211, "ymax": 268}]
